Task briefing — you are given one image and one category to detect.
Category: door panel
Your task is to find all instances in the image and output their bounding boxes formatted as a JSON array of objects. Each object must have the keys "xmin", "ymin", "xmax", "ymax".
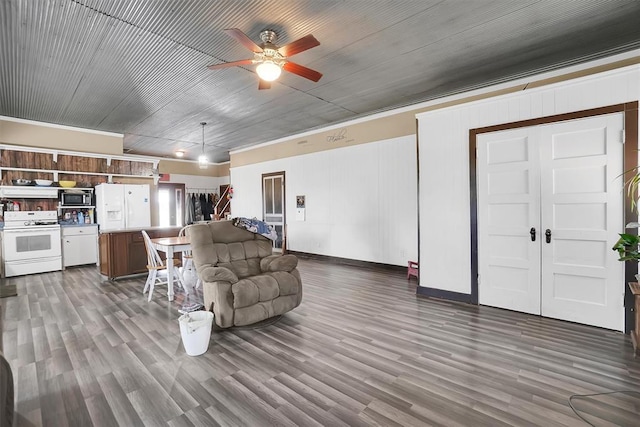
[
  {"xmin": 477, "ymin": 128, "xmax": 541, "ymax": 315},
  {"xmin": 540, "ymin": 113, "xmax": 624, "ymax": 331},
  {"xmin": 478, "ymin": 113, "xmax": 625, "ymax": 331}
]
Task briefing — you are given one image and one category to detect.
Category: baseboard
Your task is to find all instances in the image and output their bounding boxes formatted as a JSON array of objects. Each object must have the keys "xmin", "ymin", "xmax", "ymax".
[
  {"xmin": 291, "ymin": 251, "xmax": 473, "ymax": 304},
  {"xmin": 287, "ymin": 251, "xmax": 406, "ymax": 273},
  {"xmin": 416, "ymin": 286, "xmax": 473, "ymax": 303}
]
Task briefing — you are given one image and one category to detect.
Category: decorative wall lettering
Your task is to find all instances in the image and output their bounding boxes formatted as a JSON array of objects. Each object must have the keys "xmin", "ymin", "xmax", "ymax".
[{"xmin": 326, "ymin": 128, "xmax": 348, "ymax": 143}]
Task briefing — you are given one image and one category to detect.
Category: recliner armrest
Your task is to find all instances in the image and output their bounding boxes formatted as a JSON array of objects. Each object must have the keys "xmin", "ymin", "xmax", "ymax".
[
  {"xmin": 200, "ymin": 266, "xmax": 239, "ymax": 284},
  {"xmin": 260, "ymin": 254, "xmax": 298, "ymax": 273}
]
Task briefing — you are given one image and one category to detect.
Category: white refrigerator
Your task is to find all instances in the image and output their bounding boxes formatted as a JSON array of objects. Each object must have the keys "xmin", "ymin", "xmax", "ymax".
[{"xmin": 95, "ymin": 184, "xmax": 151, "ymax": 230}]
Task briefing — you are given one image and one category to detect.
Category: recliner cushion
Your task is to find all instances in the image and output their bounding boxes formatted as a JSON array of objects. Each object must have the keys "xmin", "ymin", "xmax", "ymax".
[
  {"xmin": 270, "ymin": 271, "xmax": 300, "ymax": 296},
  {"xmin": 232, "ymin": 274, "xmax": 280, "ymax": 308}
]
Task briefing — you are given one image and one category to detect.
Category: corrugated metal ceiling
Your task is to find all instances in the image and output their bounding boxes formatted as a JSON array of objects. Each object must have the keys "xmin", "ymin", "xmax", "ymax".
[{"xmin": 1, "ymin": 0, "xmax": 640, "ymax": 162}]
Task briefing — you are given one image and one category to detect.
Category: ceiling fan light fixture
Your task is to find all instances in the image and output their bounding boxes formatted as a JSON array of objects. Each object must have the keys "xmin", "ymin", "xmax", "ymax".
[
  {"xmin": 175, "ymin": 150, "xmax": 185, "ymax": 158},
  {"xmin": 199, "ymin": 122, "xmax": 208, "ymax": 169},
  {"xmin": 256, "ymin": 61, "xmax": 282, "ymax": 81}
]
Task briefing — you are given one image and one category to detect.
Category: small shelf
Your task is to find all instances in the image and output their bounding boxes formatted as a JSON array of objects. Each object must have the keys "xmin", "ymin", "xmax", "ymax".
[
  {"xmin": 59, "ymin": 205, "xmax": 95, "ymax": 209},
  {"xmin": 0, "ymin": 166, "xmax": 154, "ymax": 179}
]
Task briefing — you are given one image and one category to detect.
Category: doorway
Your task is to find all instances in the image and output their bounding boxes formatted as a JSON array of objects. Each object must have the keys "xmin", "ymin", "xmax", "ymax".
[
  {"xmin": 158, "ymin": 183, "xmax": 185, "ymax": 227},
  {"xmin": 262, "ymin": 172, "xmax": 285, "ymax": 251},
  {"xmin": 476, "ymin": 113, "xmax": 624, "ymax": 330}
]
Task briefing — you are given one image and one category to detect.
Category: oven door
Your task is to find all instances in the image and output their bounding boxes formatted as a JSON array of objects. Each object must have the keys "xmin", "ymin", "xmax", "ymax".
[{"xmin": 2, "ymin": 227, "xmax": 62, "ymax": 262}]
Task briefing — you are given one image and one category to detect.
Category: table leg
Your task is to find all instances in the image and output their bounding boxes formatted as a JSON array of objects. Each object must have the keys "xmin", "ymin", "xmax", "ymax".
[{"xmin": 167, "ymin": 246, "xmax": 175, "ymax": 301}]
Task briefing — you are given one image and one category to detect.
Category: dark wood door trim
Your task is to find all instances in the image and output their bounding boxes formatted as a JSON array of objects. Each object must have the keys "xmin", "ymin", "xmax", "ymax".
[
  {"xmin": 468, "ymin": 101, "xmax": 639, "ymax": 333},
  {"xmin": 262, "ymin": 171, "xmax": 286, "ymax": 249}
]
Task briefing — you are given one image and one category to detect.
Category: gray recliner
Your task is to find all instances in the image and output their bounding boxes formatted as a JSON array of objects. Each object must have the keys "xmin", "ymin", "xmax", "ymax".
[{"xmin": 187, "ymin": 220, "xmax": 302, "ymax": 328}]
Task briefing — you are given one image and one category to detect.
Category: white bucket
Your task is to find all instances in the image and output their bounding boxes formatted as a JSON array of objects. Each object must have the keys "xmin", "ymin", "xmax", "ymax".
[{"xmin": 179, "ymin": 310, "xmax": 214, "ymax": 356}]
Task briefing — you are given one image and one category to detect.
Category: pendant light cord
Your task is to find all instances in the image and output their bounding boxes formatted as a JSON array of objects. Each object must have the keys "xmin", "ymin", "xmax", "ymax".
[{"xmin": 201, "ymin": 122, "xmax": 206, "ymax": 155}]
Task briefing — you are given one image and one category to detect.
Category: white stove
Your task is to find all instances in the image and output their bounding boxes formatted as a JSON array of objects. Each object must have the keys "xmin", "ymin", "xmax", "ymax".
[{"xmin": 2, "ymin": 211, "xmax": 62, "ymax": 277}]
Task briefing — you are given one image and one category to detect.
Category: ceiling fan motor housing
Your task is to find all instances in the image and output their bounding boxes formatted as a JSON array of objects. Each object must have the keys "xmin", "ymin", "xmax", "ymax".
[{"xmin": 259, "ymin": 30, "xmax": 278, "ymax": 44}]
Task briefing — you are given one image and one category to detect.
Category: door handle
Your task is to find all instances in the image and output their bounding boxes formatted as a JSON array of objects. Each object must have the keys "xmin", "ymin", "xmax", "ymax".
[
  {"xmin": 530, "ymin": 227, "xmax": 536, "ymax": 242},
  {"xmin": 545, "ymin": 229, "xmax": 551, "ymax": 243}
]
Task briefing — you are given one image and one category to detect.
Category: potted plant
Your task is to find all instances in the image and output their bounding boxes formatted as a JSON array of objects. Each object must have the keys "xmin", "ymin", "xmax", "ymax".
[{"xmin": 613, "ymin": 231, "xmax": 640, "ymax": 262}]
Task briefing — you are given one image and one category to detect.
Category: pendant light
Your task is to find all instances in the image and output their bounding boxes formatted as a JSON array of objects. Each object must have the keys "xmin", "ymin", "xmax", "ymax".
[{"xmin": 198, "ymin": 122, "xmax": 208, "ymax": 169}]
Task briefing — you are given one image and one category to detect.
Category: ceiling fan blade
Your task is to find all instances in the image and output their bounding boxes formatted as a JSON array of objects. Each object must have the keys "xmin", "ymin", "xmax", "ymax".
[
  {"xmin": 224, "ymin": 28, "xmax": 263, "ymax": 53},
  {"xmin": 278, "ymin": 34, "xmax": 320, "ymax": 57},
  {"xmin": 283, "ymin": 61, "xmax": 323, "ymax": 82},
  {"xmin": 258, "ymin": 80, "xmax": 271, "ymax": 90},
  {"xmin": 207, "ymin": 59, "xmax": 253, "ymax": 70}
]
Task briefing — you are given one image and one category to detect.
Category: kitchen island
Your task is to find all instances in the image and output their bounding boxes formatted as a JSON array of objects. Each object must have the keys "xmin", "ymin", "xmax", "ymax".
[{"xmin": 98, "ymin": 226, "xmax": 182, "ymax": 280}]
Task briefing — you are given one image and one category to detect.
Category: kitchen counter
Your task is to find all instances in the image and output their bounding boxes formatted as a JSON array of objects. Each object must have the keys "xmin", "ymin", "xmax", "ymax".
[
  {"xmin": 98, "ymin": 225, "xmax": 182, "ymax": 234},
  {"xmin": 60, "ymin": 223, "xmax": 98, "ymax": 228}
]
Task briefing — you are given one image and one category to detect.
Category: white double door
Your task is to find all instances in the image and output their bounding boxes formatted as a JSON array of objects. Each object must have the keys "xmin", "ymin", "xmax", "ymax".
[{"xmin": 477, "ymin": 113, "xmax": 625, "ymax": 331}]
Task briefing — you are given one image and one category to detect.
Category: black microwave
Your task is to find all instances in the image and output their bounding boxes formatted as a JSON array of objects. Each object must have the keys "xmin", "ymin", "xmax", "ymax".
[{"xmin": 60, "ymin": 191, "xmax": 92, "ymax": 206}]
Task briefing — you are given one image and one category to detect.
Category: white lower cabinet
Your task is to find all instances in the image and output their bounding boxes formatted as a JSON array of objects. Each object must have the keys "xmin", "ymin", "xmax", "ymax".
[{"xmin": 62, "ymin": 225, "xmax": 98, "ymax": 268}]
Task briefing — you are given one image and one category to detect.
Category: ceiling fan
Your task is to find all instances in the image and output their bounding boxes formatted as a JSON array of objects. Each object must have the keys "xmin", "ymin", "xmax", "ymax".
[{"xmin": 207, "ymin": 28, "xmax": 322, "ymax": 90}]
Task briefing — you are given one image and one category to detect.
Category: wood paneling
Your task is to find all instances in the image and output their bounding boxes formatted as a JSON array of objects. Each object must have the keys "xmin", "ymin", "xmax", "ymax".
[
  {"xmin": 0, "ymin": 150, "xmax": 52, "ymax": 169},
  {"xmin": 106, "ymin": 159, "xmax": 140, "ymax": 175},
  {"xmin": 56, "ymin": 154, "xmax": 106, "ymax": 173},
  {"xmin": 1, "ymin": 259, "xmax": 639, "ymax": 426}
]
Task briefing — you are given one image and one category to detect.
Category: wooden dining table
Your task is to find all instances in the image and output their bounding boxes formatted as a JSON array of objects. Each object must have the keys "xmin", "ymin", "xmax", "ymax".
[{"xmin": 150, "ymin": 235, "xmax": 191, "ymax": 301}]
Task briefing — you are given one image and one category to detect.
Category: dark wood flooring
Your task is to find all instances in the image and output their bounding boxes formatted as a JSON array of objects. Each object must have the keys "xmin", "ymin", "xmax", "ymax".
[{"xmin": 1, "ymin": 259, "xmax": 640, "ymax": 426}]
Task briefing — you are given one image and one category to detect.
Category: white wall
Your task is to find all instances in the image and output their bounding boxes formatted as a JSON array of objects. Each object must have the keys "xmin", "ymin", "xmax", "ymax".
[
  {"xmin": 417, "ymin": 65, "xmax": 640, "ymax": 294},
  {"xmin": 231, "ymin": 135, "xmax": 418, "ymax": 266},
  {"xmin": 167, "ymin": 173, "xmax": 229, "ymax": 194}
]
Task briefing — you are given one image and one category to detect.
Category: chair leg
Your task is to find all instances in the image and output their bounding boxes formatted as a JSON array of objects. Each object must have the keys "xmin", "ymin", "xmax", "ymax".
[
  {"xmin": 148, "ymin": 270, "xmax": 158, "ymax": 301},
  {"xmin": 143, "ymin": 271, "xmax": 152, "ymax": 294},
  {"xmin": 175, "ymin": 268, "xmax": 188, "ymax": 294}
]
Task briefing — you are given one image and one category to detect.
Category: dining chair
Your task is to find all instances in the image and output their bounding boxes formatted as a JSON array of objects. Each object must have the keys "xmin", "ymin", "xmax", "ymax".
[
  {"xmin": 179, "ymin": 225, "xmax": 202, "ymax": 289},
  {"xmin": 141, "ymin": 230, "xmax": 187, "ymax": 301}
]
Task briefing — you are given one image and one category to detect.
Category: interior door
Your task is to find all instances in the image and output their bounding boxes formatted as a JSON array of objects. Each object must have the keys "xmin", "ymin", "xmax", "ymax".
[
  {"xmin": 477, "ymin": 127, "xmax": 542, "ymax": 314},
  {"xmin": 539, "ymin": 114, "xmax": 624, "ymax": 330},
  {"xmin": 477, "ymin": 113, "xmax": 625, "ymax": 330},
  {"xmin": 262, "ymin": 172, "xmax": 285, "ymax": 250}
]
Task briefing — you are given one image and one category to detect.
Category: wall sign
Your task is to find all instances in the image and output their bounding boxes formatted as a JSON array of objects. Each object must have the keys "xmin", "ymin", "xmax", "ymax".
[{"xmin": 296, "ymin": 195, "xmax": 305, "ymax": 221}]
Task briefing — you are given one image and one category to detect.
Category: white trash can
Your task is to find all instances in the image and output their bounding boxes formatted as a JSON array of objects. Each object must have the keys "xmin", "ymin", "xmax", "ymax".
[{"xmin": 179, "ymin": 310, "xmax": 214, "ymax": 356}]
